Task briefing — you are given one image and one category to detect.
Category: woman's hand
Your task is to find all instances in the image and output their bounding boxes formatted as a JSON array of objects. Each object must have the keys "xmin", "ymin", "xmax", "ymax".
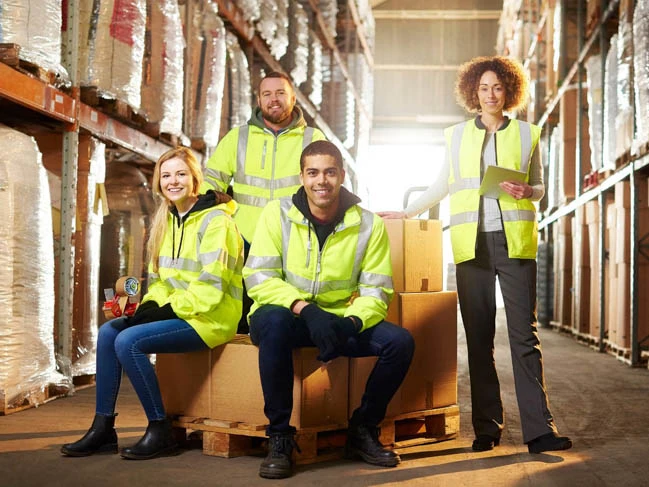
[
  {"xmin": 499, "ymin": 181, "xmax": 532, "ymax": 200},
  {"xmin": 377, "ymin": 210, "xmax": 407, "ymax": 219}
]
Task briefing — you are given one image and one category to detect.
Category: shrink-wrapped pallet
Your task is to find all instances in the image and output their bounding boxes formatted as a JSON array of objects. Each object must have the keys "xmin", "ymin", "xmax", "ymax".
[
  {"xmin": 186, "ymin": 1, "xmax": 227, "ymax": 149},
  {"xmin": 0, "ymin": 0, "xmax": 67, "ymax": 79},
  {"xmin": 225, "ymin": 32, "xmax": 252, "ymax": 128},
  {"xmin": 78, "ymin": 0, "xmax": 146, "ymax": 110},
  {"xmin": 236, "ymin": 0, "xmax": 261, "ymax": 24},
  {"xmin": 140, "ymin": 0, "xmax": 184, "ymax": 136},
  {"xmin": 616, "ymin": 7, "xmax": 634, "ymax": 159},
  {"xmin": 0, "ymin": 125, "xmax": 69, "ymax": 413},
  {"xmin": 603, "ymin": 35, "xmax": 618, "ymax": 169},
  {"xmin": 632, "ymin": 0, "xmax": 649, "ymax": 154},
  {"xmin": 303, "ymin": 31, "xmax": 323, "ymax": 109},
  {"xmin": 281, "ymin": 1, "xmax": 309, "ymax": 87},
  {"xmin": 257, "ymin": 0, "xmax": 288, "ymax": 60},
  {"xmin": 585, "ymin": 55, "xmax": 603, "ymax": 172}
]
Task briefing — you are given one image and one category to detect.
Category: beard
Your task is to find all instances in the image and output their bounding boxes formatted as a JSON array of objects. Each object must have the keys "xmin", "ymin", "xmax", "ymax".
[{"xmin": 261, "ymin": 105, "xmax": 293, "ymax": 125}]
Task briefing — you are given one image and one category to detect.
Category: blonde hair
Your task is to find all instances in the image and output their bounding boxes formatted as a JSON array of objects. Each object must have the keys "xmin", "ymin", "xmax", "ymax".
[{"xmin": 147, "ymin": 147, "xmax": 203, "ymax": 272}]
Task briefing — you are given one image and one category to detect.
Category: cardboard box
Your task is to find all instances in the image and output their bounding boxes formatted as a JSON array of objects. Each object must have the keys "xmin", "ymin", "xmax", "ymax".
[
  {"xmin": 384, "ymin": 219, "xmax": 443, "ymax": 293},
  {"xmin": 158, "ymin": 339, "xmax": 349, "ymax": 429},
  {"xmin": 349, "ymin": 291, "xmax": 458, "ymax": 418}
]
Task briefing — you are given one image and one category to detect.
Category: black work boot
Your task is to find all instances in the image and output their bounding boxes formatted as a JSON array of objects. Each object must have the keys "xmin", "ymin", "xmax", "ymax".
[
  {"xmin": 345, "ymin": 423, "xmax": 400, "ymax": 467},
  {"xmin": 60, "ymin": 414, "xmax": 118, "ymax": 457},
  {"xmin": 120, "ymin": 418, "xmax": 179, "ymax": 460},
  {"xmin": 259, "ymin": 433, "xmax": 300, "ymax": 479}
]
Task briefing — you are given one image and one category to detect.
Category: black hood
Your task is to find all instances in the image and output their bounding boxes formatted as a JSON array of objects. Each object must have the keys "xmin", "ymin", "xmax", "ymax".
[
  {"xmin": 169, "ymin": 190, "xmax": 220, "ymax": 225},
  {"xmin": 292, "ymin": 186, "xmax": 361, "ymax": 226}
]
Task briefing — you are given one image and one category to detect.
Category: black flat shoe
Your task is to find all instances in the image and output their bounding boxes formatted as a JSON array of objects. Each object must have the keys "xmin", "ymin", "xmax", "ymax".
[
  {"xmin": 527, "ymin": 432, "xmax": 572, "ymax": 454},
  {"xmin": 472, "ymin": 435, "xmax": 500, "ymax": 452}
]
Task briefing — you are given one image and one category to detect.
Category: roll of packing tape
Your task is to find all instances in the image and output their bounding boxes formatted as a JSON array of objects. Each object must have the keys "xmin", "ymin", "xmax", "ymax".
[{"xmin": 115, "ymin": 276, "xmax": 140, "ymax": 296}]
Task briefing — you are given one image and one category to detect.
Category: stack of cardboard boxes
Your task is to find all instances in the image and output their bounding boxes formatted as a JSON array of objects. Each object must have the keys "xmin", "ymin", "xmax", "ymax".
[{"xmin": 158, "ymin": 218, "xmax": 458, "ymax": 441}]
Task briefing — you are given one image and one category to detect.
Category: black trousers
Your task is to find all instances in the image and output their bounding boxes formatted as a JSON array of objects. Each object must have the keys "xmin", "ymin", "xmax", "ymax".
[{"xmin": 456, "ymin": 231, "xmax": 558, "ymax": 443}]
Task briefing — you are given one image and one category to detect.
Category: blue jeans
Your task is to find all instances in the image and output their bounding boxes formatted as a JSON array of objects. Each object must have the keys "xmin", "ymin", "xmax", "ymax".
[
  {"xmin": 96, "ymin": 318, "xmax": 208, "ymax": 421},
  {"xmin": 249, "ymin": 305, "xmax": 414, "ymax": 435}
]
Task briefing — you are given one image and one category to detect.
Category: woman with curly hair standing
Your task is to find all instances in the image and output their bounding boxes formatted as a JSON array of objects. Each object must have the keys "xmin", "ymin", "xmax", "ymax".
[{"xmin": 380, "ymin": 56, "xmax": 571, "ymax": 454}]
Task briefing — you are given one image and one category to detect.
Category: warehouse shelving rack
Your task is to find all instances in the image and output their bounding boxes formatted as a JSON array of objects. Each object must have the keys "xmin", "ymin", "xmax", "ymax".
[{"xmin": 0, "ymin": 0, "xmax": 375, "ymax": 379}]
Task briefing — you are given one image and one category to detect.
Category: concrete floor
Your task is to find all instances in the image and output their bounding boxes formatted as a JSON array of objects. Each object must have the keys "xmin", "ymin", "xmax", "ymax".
[{"xmin": 2, "ymin": 310, "xmax": 649, "ymax": 487}]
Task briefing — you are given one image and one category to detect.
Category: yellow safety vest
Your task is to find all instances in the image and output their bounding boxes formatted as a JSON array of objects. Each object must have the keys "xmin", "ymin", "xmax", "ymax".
[
  {"xmin": 445, "ymin": 118, "xmax": 541, "ymax": 264},
  {"xmin": 144, "ymin": 200, "xmax": 244, "ymax": 348},
  {"xmin": 202, "ymin": 112, "xmax": 325, "ymax": 241},
  {"xmin": 243, "ymin": 198, "xmax": 394, "ymax": 331}
]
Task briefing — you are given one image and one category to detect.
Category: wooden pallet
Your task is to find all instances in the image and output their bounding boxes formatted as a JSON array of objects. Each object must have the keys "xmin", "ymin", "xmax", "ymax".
[
  {"xmin": 615, "ymin": 150, "xmax": 632, "ymax": 169},
  {"xmin": 172, "ymin": 405, "xmax": 459, "ymax": 464},
  {"xmin": 0, "ymin": 43, "xmax": 60, "ymax": 85}
]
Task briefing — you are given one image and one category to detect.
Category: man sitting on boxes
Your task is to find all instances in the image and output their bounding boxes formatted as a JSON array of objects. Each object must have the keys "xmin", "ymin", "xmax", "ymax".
[{"xmin": 243, "ymin": 140, "xmax": 415, "ymax": 479}]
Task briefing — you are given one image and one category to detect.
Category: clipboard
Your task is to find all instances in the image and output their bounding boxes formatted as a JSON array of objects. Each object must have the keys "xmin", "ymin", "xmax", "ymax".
[{"xmin": 478, "ymin": 165, "xmax": 526, "ymax": 199}]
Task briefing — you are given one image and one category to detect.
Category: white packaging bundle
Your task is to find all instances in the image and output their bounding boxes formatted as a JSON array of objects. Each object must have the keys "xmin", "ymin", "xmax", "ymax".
[
  {"xmin": 0, "ymin": 124, "xmax": 69, "ymax": 410},
  {"xmin": 225, "ymin": 32, "xmax": 252, "ymax": 128},
  {"xmin": 585, "ymin": 55, "xmax": 602, "ymax": 172},
  {"xmin": 615, "ymin": 12, "xmax": 634, "ymax": 158},
  {"xmin": 632, "ymin": 0, "xmax": 649, "ymax": 153},
  {"xmin": 283, "ymin": 1, "xmax": 309, "ymax": 87},
  {"xmin": 140, "ymin": 0, "xmax": 184, "ymax": 136},
  {"xmin": 0, "ymin": 0, "xmax": 67, "ymax": 79},
  {"xmin": 603, "ymin": 35, "xmax": 618, "ymax": 169},
  {"xmin": 547, "ymin": 125, "xmax": 562, "ymax": 209},
  {"xmin": 79, "ymin": 0, "xmax": 146, "ymax": 110}
]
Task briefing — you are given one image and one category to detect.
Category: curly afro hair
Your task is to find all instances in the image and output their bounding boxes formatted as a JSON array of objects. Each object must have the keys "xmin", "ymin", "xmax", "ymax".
[{"xmin": 454, "ymin": 56, "xmax": 529, "ymax": 114}]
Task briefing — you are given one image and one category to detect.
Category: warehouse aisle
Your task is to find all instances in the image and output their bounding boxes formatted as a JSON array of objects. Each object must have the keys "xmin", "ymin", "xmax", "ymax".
[{"xmin": 2, "ymin": 310, "xmax": 648, "ymax": 487}]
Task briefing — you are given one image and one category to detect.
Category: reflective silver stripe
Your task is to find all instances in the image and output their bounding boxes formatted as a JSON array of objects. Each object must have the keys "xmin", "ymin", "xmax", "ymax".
[
  {"xmin": 449, "ymin": 177, "xmax": 480, "ymax": 193},
  {"xmin": 280, "ymin": 198, "xmax": 296, "ymax": 264},
  {"xmin": 235, "ymin": 125, "xmax": 249, "ymax": 183},
  {"xmin": 246, "ymin": 255, "xmax": 283, "ymax": 269},
  {"xmin": 245, "ymin": 269, "xmax": 283, "ymax": 289},
  {"xmin": 158, "ymin": 256, "xmax": 202, "ymax": 272},
  {"xmin": 303, "ymin": 127, "xmax": 315, "ymax": 148},
  {"xmin": 359, "ymin": 271, "xmax": 392, "ymax": 289},
  {"xmin": 236, "ymin": 173, "xmax": 301, "ymax": 189},
  {"xmin": 233, "ymin": 192, "xmax": 270, "ymax": 208},
  {"xmin": 148, "ymin": 272, "xmax": 159, "ymax": 280},
  {"xmin": 501, "ymin": 209, "xmax": 536, "ymax": 222},
  {"xmin": 350, "ymin": 209, "xmax": 374, "ymax": 287},
  {"xmin": 195, "ymin": 209, "xmax": 225, "ymax": 257},
  {"xmin": 449, "ymin": 121, "xmax": 467, "ymax": 193},
  {"xmin": 450, "ymin": 211, "xmax": 480, "ymax": 226},
  {"xmin": 359, "ymin": 286, "xmax": 390, "ymax": 304},
  {"xmin": 518, "ymin": 120, "xmax": 533, "ymax": 173},
  {"xmin": 197, "ymin": 271, "xmax": 224, "ymax": 290},
  {"xmin": 205, "ymin": 167, "xmax": 230, "ymax": 184},
  {"xmin": 200, "ymin": 249, "xmax": 239, "ymax": 271},
  {"xmin": 286, "ymin": 270, "xmax": 316, "ymax": 291},
  {"xmin": 166, "ymin": 277, "xmax": 189, "ymax": 290}
]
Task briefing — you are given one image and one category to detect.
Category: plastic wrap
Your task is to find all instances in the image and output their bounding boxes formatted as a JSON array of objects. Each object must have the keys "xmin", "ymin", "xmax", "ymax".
[
  {"xmin": 257, "ymin": 0, "xmax": 288, "ymax": 60},
  {"xmin": 0, "ymin": 0, "xmax": 68, "ymax": 80},
  {"xmin": 547, "ymin": 125, "xmax": 562, "ymax": 209},
  {"xmin": 79, "ymin": 0, "xmax": 146, "ymax": 110},
  {"xmin": 305, "ymin": 31, "xmax": 324, "ymax": 109},
  {"xmin": 235, "ymin": 0, "xmax": 261, "ymax": 24},
  {"xmin": 633, "ymin": 0, "xmax": 649, "ymax": 153},
  {"xmin": 188, "ymin": 2, "xmax": 227, "ymax": 149},
  {"xmin": 616, "ymin": 12, "xmax": 634, "ymax": 158},
  {"xmin": 603, "ymin": 35, "xmax": 618, "ymax": 169},
  {"xmin": 282, "ymin": 1, "xmax": 309, "ymax": 87},
  {"xmin": 552, "ymin": 3, "xmax": 562, "ymax": 73},
  {"xmin": 225, "ymin": 32, "xmax": 252, "ymax": 128},
  {"xmin": 0, "ymin": 124, "xmax": 70, "ymax": 412},
  {"xmin": 585, "ymin": 55, "xmax": 602, "ymax": 172},
  {"xmin": 140, "ymin": 0, "xmax": 184, "ymax": 136},
  {"xmin": 317, "ymin": 0, "xmax": 338, "ymax": 39}
]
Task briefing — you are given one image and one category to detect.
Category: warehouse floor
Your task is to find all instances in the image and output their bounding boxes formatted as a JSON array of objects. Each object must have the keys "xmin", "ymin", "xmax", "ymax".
[{"xmin": 2, "ymin": 310, "xmax": 648, "ymax": 487}]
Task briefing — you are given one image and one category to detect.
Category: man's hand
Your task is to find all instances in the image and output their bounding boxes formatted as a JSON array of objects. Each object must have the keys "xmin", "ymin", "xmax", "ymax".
[{"xmin": 299, "ymin": 304, "xmax": 340, "ymax": 362}]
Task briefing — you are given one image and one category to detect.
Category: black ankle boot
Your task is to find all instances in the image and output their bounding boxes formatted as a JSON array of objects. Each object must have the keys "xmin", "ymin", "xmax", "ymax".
[
  {"xmin": 259, "ymin": 433, "xmax": 300, "ymax": 479},
  {"xmin": 120, "ymin": 418, "xmax": 179, "ymax": 460},
  {"xmin": 61, "ymin": 414, "xmax": 118, "ymax": 457},
  {"xmin": 345, "ymin": 423, "xmax": 400, "ymax": 467}
]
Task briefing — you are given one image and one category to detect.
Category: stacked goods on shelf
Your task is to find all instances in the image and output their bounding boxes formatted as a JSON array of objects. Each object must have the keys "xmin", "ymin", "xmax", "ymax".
[
  {"xmin": 159, "ymin": 337, "xmax": 350, "ymax": 429},
  {"xmin": 257, "ymin": 0, "xmax": 289, "ymax": 60},
  {"xmin": 44, "ymin": 137, "xmax": 108, "ymax": 376},
  {"xmin": 185, "ymin": 2, "xmax": 227, "ymax": 150},
  {"xmin": 303, "ymin": 30, "xmax": 324, "ymax": 109},
  {"xmin": 376, "ymin": 219, "xmax": 458, "ymax": 416},
  {"xmin": 140, "ymin": 0, "xmax": 183, "ymax": 137},
  {"xmin": 0, "ymin": 125, "xmax": 69, "ymax": 414},
  {"xmin": 571, "ymin": 205, "xmax": 590, "ymax": 334},
  {"xmin": 281, "ymin": 1, "xmax": 309, "ymax": 87},
  {"xmin": 608, "ymin": 180, "xmax": 649, "ymax": 349},
  {"xmin": 547, "ymin": 1, "xmax": 580, "ymax": 97},
  {"xmin": 603, "ymin": 35, "xmax": 619, "ymax": 170},
  {"xmin": 632, "ymin": 0, "xmax": 649, "ymax": 155},
  {"xmin": 224, "ymin": 32, "xmax": 252, "ymax": 128},
  {"xmin": 546, "ymin": 126, "xmax": 562, "ymax": 211},
  {"xmin": 315, "ymin": 0, "xmax": 338, "ymax": 39},
  {"xmin": 585, "ymin": 55, "xmax": 603, "ymax": 173},
  {"xmin": 236, "ymin": 0, "xmax": 261, "ymax": 25},
  {"xmin": 0, "ymin": 0, "xmax": 67, "ymax": 79},
  {"xmin": 552, "ymin": 215, "xmax": 572, "ymax": 327},
  {"xmin": 615, "ymin": 0, "xmax": 634, "ymax": 163},
  {"xmin": 559, "ymin": 87, "xmax": 591, "ymax": 202},
  {"xmin": 77, "ymin": 0, "xmax": 146, "ymax": 111}
]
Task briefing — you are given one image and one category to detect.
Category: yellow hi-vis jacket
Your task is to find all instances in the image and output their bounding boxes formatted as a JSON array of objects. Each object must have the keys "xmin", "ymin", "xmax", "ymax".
[
  {"xmin": 201, "ymin": 106, "xmax": 325, "ymax": 242},
  {"xmin": 144, "ymin": 198, "xmax": 244, "ymax": 348},
  {"xmin": 243, "ymin": 198, "xmax": 394, "ymax": 331},
  {"xmin": 445, "ymin": 118, "xmax": 541, "ymax": 264}
]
